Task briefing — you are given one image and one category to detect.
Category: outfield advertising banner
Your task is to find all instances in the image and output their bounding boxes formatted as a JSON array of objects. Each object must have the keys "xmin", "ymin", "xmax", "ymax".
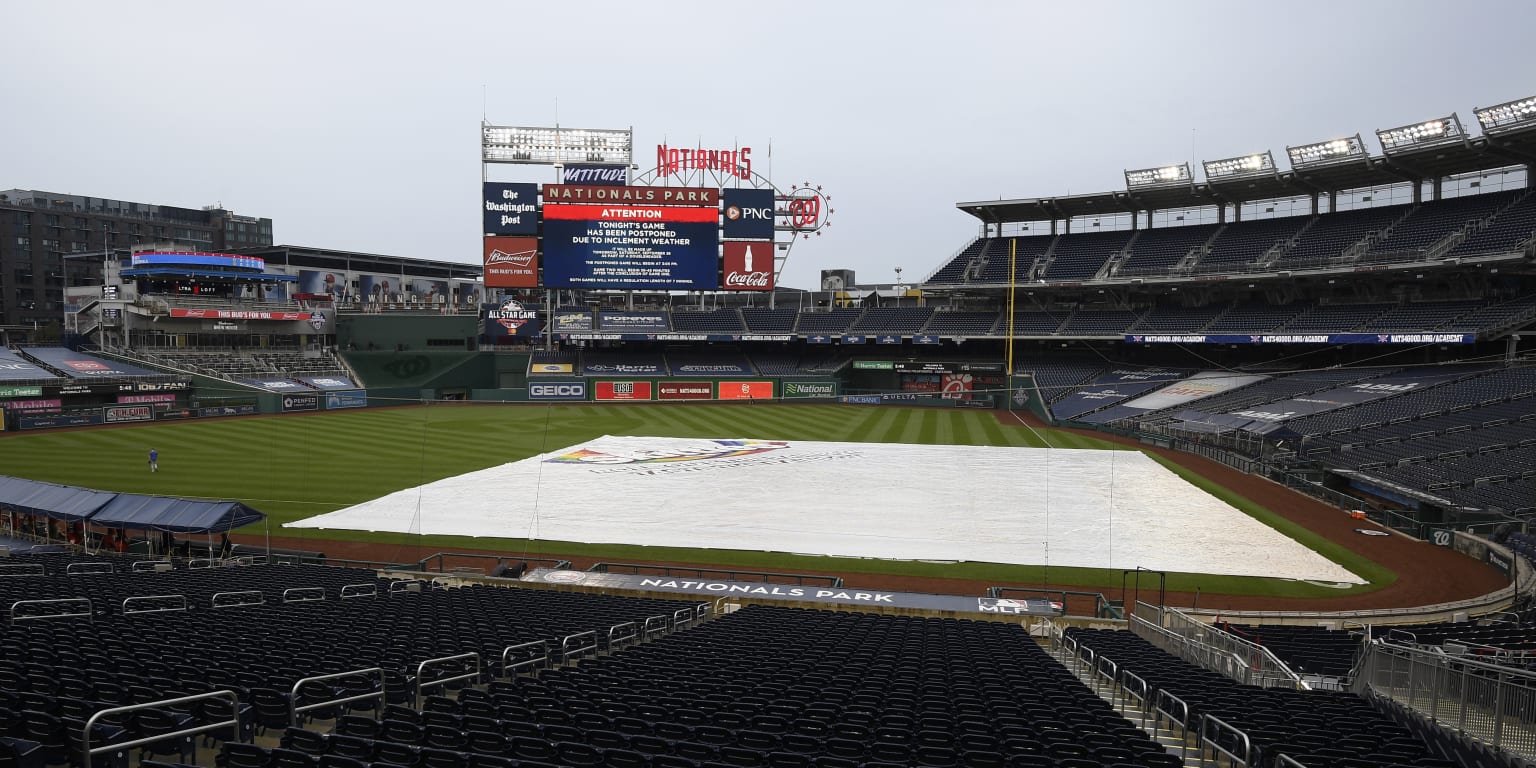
[
  {"xmin": 326, "ymin": 390, "xmax": 368, "ymax": 409},
  {"xmin": 782, "ymin": 381, "xmax": 839, "ymax": 399},
  {"xmin": 104, "ymin": 405, "xmax": 154, "ymax": 423},
  {"xmin": 117, "ymin": 394, "xmax": 175, "ymax": 404},
  {"xmin": 0, "ymin": 352, "xmax": 66, "ymax": 381},
  {"xmin": 598, "ymin": 312, "xmax": 670, "ymax": 332},
  {"xmin": 585, "ymin": 362, "xmax": 665, "ymax": 376},
  {"xmin": 22, "ymin": 348, "xmax": 159, "ymax": 378},
  {"xmin": 717, "ymin": 381, "xmax": 773, "ymax": 400},
  {"xmin": 483, "ymin": 237, "xmax": 539, "ymax": 288},
  {"xmin": 20, "ymin": 412, "xmax": 102, "ymax": 430},
  {"xmin": 1126, "ymin": 333, "xmax": 1476, "ymax": 345},
  {"xmin": 529, "ymin": 381, "xmax": 588, "ymax": 401},
  {"xmin": 0, "ymin": 385, "xmax": 44, "ymax": 397},
  {"xmin": 3, "ymin": 398, "xmax": 63, "ymax": 411},
  {"xmin": 551, "ymin": 311, "xmax": 594, "ymax": 332},
  {"xmin": 941, "ymin": 373, "xmax": 974, "ymax": 400},
  {"xmin": 672, "ymin": 362, "xmax": 750, "ymax": 376},
  {"xmin": 169, "ymin": 309, "xmax": 312, "ymax": 321},
  {"xmin": 542, "ymin": 202, "xmax": 720, "ymax": 290},
  {"xmin": 594, "ymin": 381, "xmax": 653, "ymax": 401},
  {"xmin": 281, "ymin": 394, "xmax": 320, "ymax": 412},
  {"xmin": 243, "ymin": 379, "xmax": 305, "ymax": 391},
  {"xmin": 721, "ymin": 188, "xmax": 776, "ymax": 240},
  {"xmin": 658, "ymin": 382, "xmax": 713, "ymax": 401},
  {"xmin": 530, "ymin": 362, "xmax": 575, "ymax": 375},
  {"xmin": 300, "ymin": 376, "xmax": 358, "ymax": 391},
  {"xmin": 482, "ymin": 182, "xmax": 539, "ymax": 236}
]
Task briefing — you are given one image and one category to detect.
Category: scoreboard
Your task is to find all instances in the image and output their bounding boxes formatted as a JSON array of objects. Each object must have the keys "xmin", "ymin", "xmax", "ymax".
[{"xmin": 481, "ymin": 182, "xmax": 775, "ymax": 292}]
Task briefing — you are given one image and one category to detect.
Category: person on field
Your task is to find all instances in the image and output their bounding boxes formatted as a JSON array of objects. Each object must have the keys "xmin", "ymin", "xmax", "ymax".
[{"xmin": 148, "ymin": 448, "xmax": 158, "ymax": 473}]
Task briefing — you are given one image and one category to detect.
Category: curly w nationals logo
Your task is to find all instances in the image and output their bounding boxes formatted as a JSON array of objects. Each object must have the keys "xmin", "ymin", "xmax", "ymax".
[{"xmin": 546, "ymin": 439, "xmax": 788, "ymax": 465}]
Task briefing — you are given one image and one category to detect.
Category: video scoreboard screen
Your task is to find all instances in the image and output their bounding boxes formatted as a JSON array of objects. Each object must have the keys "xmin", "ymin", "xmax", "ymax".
[
  {"xmin": 540, "ymin": 185, "xmax": 721, "ymax": 290},
  {"xmin": 481, "ymin": 182, "xmax": 775, "ymax": 292}
]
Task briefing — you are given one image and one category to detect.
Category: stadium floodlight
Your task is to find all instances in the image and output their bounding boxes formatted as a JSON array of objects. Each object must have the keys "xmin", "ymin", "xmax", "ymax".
[
  {"xmin": 1474, "ymin": 95, "xmax": 1536, "ymax": 134},
  {"xmin": 1124, "ymin": 162, "xmax": 1193, "ymax": 190},
  {"xmin": 1202, "ymin": 151, "xmax": 1277, "ymax": 181},
  {"xmin": 1377, "ymin": 114, "xmax": 1465, "ymax": 153},
  {"xmin": 1286, "ymin": 134, "xmax": 1367, "ymax": 169},
  {"xmin": 482, "ymin": 124, "xmax": 633, "ymax": 166}
]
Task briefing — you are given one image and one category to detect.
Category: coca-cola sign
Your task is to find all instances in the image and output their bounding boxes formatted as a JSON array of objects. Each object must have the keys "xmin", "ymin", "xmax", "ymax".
[{"xmin": 721, "ymin": 241, "xmax": 773, "ymax": 291}]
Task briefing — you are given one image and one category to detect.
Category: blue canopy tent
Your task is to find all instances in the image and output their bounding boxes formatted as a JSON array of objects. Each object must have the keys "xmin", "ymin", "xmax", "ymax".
[
  {"xmin": 0, "ymin": 474, "xmax": 267, "ymax": 556},
  {"xmin": 87, "ymin": 494, "xmax": 264, "ymax": 533}
]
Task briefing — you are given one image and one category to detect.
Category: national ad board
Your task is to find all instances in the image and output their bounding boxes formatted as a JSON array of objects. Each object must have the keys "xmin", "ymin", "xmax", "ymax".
[
  {"xmin": 560, "ymin": 164, "xmax": 629, "ymax": 186},
  {"xmin": 325, "ymin": 390, "xmax": 368, "ymax": 409},
  {"xmin": 20, "ymin": 412, "xmax": 102, "ymax": 430},
  {"xmin": 594, "ymin": 381, "xmax": 653, "ymax": 401},
  {"xmin": 542, "ymin": 201, "xmax": 720, "ymax": 290},
  {"xmin": 104, "ymin": 405, "xmax": 154, "ymax": 423},
  {"xmin": 721, "ymin": 188, "xmax": 775, "ymax": 240},
  {"xmin": 483, "ymin": 182, "xmax": 539, "ymax": 236},
  {"xmin": 721, "ymin": 241, "xmax": 773, "ymax": 291},
  {"xmin": 483, "ymin": 237, "xmax": 539, "ymax": 288},
  {"xmin": 170, "ymin": 309, "xmax": 312, "ymax": 321},
  {"xmin": 717, "ymin": 381, "xmax": 773, "ymax": 400},
  {"xmin": 782, "ymin": 381, "xmax": 838, "ymax": 399},
  {"xmin": 597, "ymin": 312, "xmax": 670, "ymax": 332},
  {"xmin": 281, "ymin": 394, "xmax": 320, "ymax": 412},
  {"xmin": 529, "ymin": 381, "xmax": 588, "ymax": 401},
  {"xmin": 659, "ymin": 382, "xmax": 713, "ymax": 400}
]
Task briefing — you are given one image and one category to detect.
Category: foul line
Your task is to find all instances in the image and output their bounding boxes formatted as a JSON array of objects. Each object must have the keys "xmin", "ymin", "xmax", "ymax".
[{"xmin": 1007, "ymin": 406, "xmax": 1054, "ymax": 449}]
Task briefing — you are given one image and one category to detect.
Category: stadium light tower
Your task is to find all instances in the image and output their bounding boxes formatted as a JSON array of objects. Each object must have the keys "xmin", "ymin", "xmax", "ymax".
[
  {"xmin": 1286, "ymin": 134, "xmax": 1368, "ymax": 169},
  {"xmin": 1202, "ymin": 151, "xmax": 1277, "ymax": 181},
  {"xmin": 1124, "ymin": 163, "xmax": 1193, "ymax": 190},
  {"xmin": 480, "ymin": 124, "xmax": 632, "ymax": 166},
  {"xmin": 1376, "ymin": 114, "xmax": 1466, "ymax": 154},
  {"xmin": 1474, "ymin": 94, "xmax": 1536, "ymax": 135}
]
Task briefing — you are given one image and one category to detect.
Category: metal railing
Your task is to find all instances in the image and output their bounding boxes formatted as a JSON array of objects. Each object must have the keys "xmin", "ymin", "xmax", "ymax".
[
  {"xmin": 339, "ymin": 583, "xmax": 377, "ymax": 599},
  {"xmin": 83, "ymin": 691, "xmax": 243, "ymax": 763},
  {"xmin": 289, "ymin": 668, "xmax": 384, "ymax": 727},
  {"xmin": 502, "ymin": 641, "xmax": 549, "ymax": 678},
  {"xmin": 0, "ymin": 563, "xmax": 46, "ymax": 577},
  {"xmin": 123, "ymin": 594, "xmax": 187, "ymax": 615},
  {"xmin": 415, "ymin": 653, "xmax": 480, "ymax": 707},
  {"xmin": 1200, "ymin": 713, "xmax": 1252, "ymax": 767},
  {"xmin": 11, "ymin": 597, "xmax": 92, "ymax": 623},
  {"xmin": 1356, "ymin": 638, "xmax": 1536, "ymax": 763},
  {"xmin": 562, "ymin": 631, "xmax": 599, "ymax": 663},
  {"xmin": 607, "ymin": 621, "xmax": 639, "ymax": 651},
  {"xmin": 66, "ymin": 561, "xmax": 114, "ymax": 575},
  {"xmin": 1134, "ymin": 605, "xmax": 1308, "ymax": 690},
  {"xmin": 282, "ymin": 587, "xmax": 325, "ymax": 603},
  {"xmin": 211, "ymin": 590, "xmax": 264, "ymax": 609},
  {"xmin": 131, "ymin": 560, "xmax": 173, "ymax": 572}
]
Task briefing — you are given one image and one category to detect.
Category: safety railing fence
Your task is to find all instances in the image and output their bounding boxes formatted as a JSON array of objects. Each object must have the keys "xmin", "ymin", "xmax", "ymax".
[
  {"xmin": 402, "ymin": 552, "xmax": 571, "ymax": 574},
  {"xmin": 502, "ymin": 641, "xmax": 549, "ymax": 679},
  {"xmin": 83, "ymin": 691, "xmax": 243, "ymax": 765},
  {"xmin": 66, "ymin": 561, "xmax": 114, "ymax": 575},
  {"xmin": 10, "ymin": 597, "xmax": 92, "ymax": 623},
  {"xmin": 0, "ymin": 563, "xmax": 47, "ymax": 577},
  {"xmin": 282, "ymin": 587, "xmax": 325, "ymax": 603},
  {"xmin": 415, "ymin": 653, "xmax": 480, "ymax": 708},
  {"xmin": 1136, "ymin": 605, "xmax": 1308, "ymax": 690},
  {"xmin": 122, "ymin": 594, "xmax": 187, "ymax": 616},
  {"xmin": 339, "ymin": 583, "xmax": 377, "ymax": 599},
  {"xmin": 289, "ymin": 668, "xmax": 385, "ymax": 727},
  {"xmin": 987, "ymin": 586, "xmax": 1117, "ymax": 619},
  {"xmin": 211, "ymin": 590, "xmax": 264, "ymax": 609},
  {"xmin": 1200, "ymin": 713, "xmax": 1253, "ymax": 767},
  {"xmin": 131, "ymin": 560, "xmax": 173, "ymax": 573},
  {"xmin": 1356, "ymin": 638, "xmax": 1536, "ymax": 764}
]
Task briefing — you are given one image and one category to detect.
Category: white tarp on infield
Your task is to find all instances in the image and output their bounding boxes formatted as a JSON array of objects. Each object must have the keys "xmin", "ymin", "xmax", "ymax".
[{"xmin": 285, "ymin": 435, "xmax": 1363, "ymax": 583}]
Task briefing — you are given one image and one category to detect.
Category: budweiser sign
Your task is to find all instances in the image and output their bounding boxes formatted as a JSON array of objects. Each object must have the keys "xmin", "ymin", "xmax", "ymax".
[
  {"xmin": 721, "ymin": 242, "xmax": 773, "ymax": 291},
  {"xmin": 484, "ymin": 236, "xmax": 538, "ymax": 288}
]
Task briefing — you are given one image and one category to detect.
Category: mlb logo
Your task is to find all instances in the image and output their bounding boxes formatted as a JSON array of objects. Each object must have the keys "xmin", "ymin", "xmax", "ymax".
[{"xmin": 614, "ymin": 382, "xmax": 634, "ymax": 396}]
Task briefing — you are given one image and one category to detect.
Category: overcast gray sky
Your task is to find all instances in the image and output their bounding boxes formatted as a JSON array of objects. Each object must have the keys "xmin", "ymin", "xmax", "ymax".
[{"xmin": 4, "ymin": 1, "xmax": 1533, "ymax": 289}]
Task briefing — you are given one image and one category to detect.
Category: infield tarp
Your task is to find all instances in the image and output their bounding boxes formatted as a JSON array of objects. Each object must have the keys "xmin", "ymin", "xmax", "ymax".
[{"xmin": 286, "ymin": 435, "xmax": 1364, "ymax": 583}]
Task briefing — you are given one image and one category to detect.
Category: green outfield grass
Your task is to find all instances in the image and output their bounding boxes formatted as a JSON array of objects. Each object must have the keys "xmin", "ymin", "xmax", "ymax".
[{"xmin": 0, "ymin": 403, "xmax": 1385, "ymax": 598}]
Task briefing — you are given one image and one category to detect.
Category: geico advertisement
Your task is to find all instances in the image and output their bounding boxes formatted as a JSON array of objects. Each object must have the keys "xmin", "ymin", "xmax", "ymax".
[{"xmin": 528, "ymin": 381, "xmax": 588, "ymax": 400}]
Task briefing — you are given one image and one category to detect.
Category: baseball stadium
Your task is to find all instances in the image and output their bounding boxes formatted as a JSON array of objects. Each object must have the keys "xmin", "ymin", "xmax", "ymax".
[{"xmin": 3, "ymin": 91, "xmax": 1536, "ymax": 768}]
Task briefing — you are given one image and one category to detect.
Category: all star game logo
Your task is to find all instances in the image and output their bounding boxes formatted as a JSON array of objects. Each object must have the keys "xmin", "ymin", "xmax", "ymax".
[
  {"xmin": 487, "ymin": 298, "xmax": 538, "ymax": 332},
  {"xmin": 547, "ymin": 439, "xmax": 788, "ymax": 465}
]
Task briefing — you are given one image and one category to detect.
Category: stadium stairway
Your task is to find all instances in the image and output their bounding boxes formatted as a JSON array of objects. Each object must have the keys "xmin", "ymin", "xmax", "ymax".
[{"xmin": 1046, "ymin": 635, "xmax": 1223, "ymax": 768}]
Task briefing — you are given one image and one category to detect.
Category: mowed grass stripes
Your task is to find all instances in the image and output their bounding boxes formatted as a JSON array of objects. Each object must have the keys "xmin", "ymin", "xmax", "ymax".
[{"xmin": 0, "ymin": 404, "xmax": 1377, "ymax": 598}]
